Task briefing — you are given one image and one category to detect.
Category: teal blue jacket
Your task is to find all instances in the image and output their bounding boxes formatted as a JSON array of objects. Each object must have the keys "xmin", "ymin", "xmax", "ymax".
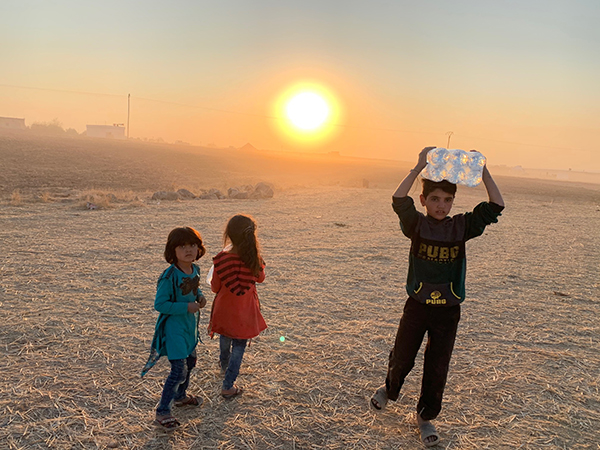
[{"xmin": 141, "ymin": 264, "xmax": 204, "ymax": 377}]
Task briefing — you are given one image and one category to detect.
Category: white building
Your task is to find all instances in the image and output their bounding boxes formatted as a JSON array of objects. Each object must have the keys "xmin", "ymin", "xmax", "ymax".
[
  {"xmin": 86, "ymin": 124, "xmax": 126, "ymax": 139},
  {"xmin": 0, "ymin": 117, "xmax": 26, "ymax": 129}
]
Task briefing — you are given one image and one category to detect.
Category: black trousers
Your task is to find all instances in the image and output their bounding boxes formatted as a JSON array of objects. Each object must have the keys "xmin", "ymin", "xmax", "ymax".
[{"xmin": 386, "ymin": 297, "xmax": 461, "ymax": 421}]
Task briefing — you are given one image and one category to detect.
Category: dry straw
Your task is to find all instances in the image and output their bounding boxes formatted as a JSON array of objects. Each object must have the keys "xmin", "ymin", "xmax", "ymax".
[
  {"xmin": 0, "ymin": 135, "xmax": 598, "ymax": 449},
  {"xmin": 2, "ymin": 185, "xmax": 598, "ymax": 450}
]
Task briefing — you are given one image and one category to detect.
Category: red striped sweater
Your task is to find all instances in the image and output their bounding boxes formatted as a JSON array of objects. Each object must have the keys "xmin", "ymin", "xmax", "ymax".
[
  {"xmin": 213, "ymin": 251, "xmax": 259, "ymax": 296},
  {"xmin": 208, "ymin": 251, "xmax": 266, "ymax": 339}
]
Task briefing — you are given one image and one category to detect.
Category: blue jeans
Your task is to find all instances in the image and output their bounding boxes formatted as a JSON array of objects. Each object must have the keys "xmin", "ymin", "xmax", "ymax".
[
  {"xmin": 156, "ymin": 350, "xmax": 197, "ymax": 416},
  {"xmin": 219, "ymin": 335, "xmax": 247, "ymax": 390}
]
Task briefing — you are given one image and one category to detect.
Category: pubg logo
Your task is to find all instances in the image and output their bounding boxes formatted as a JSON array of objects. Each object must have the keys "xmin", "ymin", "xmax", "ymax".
[{"xmin": 425, "ymin": 290, "xmax": 447, "ymax": 305}]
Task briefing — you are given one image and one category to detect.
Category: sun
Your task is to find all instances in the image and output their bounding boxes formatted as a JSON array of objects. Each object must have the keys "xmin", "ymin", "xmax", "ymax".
[
  {"xmin": 285, "ymin": 91, "xmax": 330, "ymax": 131},
  {"xmin": 272, "ymin": 82, "xmax": 341, "ymax": 145}
]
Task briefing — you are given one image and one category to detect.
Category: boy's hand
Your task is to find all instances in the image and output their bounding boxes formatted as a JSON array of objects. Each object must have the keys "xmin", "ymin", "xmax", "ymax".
[
  {"xmin": 393, "ymin": 146, "xmax": 435, "ymax": 198},
  {"xmin": 416, "ymin": 146, "xmax": 436, "ymax": 171},
  {"xmin": 197, "ymin": 295, "xmax": 207, "ymax": 309},
  {"xmin": 188, "ymin": 302, "xmax": 201, "ymax": 313}
]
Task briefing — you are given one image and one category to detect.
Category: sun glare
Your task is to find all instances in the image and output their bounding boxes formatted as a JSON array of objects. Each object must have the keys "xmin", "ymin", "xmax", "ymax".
[
  {"xmin": 272, "ymin": 82, "xmax": 340, "ymax": 146},
  {"xmin": 286, "ymin": 92, "xmax": 330, "ymax": 130}
]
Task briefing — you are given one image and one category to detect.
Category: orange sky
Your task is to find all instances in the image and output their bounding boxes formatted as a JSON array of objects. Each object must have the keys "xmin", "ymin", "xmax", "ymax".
[{"xmin": 1, "ymin": 1, "xmax": 598, "ymax": 171}]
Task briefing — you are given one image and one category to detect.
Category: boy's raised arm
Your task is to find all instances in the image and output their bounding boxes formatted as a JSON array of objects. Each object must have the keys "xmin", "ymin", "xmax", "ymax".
[
  {"xmin": 393, "ymin": 146, "xmax": 435, "ymax": 198},
  {"xmin": 482, "ymin": 166, "xmax": 504, "ymax": 207}
]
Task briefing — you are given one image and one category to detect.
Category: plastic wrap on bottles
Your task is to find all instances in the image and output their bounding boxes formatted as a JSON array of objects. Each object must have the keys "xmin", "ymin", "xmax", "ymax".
[
  {"xmin": 421, "ymin": 148, "xmax": 486, "ymax": 187},
  {"xmin": 206, "ymin": 265, "xmax": 214, "ymax": 285}
]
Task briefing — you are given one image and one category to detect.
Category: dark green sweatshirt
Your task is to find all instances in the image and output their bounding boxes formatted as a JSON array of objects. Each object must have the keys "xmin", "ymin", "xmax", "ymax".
[{"xmin": 393, "ymin": 196, "xmax": 503, "ymax": 306}]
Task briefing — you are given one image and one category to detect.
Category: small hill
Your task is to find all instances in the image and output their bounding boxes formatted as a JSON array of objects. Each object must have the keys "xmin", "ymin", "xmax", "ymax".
[{"xmin": 239, "ymin": 142, "xmax": 258, "ymax": 152}]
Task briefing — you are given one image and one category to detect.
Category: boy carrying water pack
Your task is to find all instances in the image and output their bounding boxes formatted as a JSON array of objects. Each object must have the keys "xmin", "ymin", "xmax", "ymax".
[{"xmin": 371, "ymin": 146, "xmax": 505, "ymax": 447}]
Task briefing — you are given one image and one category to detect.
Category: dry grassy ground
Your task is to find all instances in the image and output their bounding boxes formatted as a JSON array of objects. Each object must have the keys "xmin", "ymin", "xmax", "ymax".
[{"xmin": 1, "ymin": 133, "xmax": 599, "ymax": 449}]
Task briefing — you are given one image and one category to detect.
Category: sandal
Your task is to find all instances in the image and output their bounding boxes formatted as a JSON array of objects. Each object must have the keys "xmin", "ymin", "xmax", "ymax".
[
  {"xmin": 417, "ymin": 414, "xmax": 440, "ymax": 447},
  {"xmin": 154, "ymin": 416, "xmax": 180, "ymax": 430},
  {"xmin": 221, "ymin": 386, "xmax": 243, "ymax": 399},
  {"xmin": 174, "ymin": 395, "xmax": 203, "ymax": 407},
  {"xmin": 370, "ymin": 386, "xmax": 388, "ymax": 411}
]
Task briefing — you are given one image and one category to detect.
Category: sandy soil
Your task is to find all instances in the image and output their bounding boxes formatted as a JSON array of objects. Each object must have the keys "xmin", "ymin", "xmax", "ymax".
[{"xmin": 0, "ymin": 133, "xmax": 599, "ymax": 449}]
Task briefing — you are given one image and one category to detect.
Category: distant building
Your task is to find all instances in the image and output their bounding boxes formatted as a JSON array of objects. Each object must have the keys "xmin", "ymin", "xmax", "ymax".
[
  {"xmin": 86, "ymin": 124, "xmax": 126, "ymax": 139},
  {"xmin": 0, "ymin": 117, "xmax": 26, "ymax": 129}
]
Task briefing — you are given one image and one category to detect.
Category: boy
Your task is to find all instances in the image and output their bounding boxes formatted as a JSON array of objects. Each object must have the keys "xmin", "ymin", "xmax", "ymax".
[{"xmin": 371, "ymin": 146, "xmax": 504, "ymax": 447}]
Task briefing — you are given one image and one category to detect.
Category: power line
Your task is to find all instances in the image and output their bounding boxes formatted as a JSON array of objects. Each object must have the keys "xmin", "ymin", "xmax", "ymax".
[
  {"xmin": 0, "ymin": 83, "xmax": 435, "ymax": 133},
  {"xmin": 0, "ymin": 82, "xmax": 592, "ymax": 154},
  {"xmin": 132, "ymin": 95, "xmax": 282, "ymax": 120},
  {"xmin": 445, "ymin": 131, "xmax": 454, "ymax": 147},
  {"xmin": 453, "ymin": 133, "xmax": 592, "ymax": 154},
  {"xmin": 0, "ymin": 83, "xmax": 281, "ymax": 119},
  {"xmin": 0, "ymin": 83, "xmax": 124, "ymax": 98}
]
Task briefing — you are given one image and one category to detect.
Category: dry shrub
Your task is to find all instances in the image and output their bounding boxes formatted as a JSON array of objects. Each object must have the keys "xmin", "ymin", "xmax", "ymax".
[
  {"xmin": 78, "ymin": 189, "xmax": 147, "ymax": 209},
  {"xmin": 123, "ymin": 197, "xmax": 147, "ymax": 208},
  {"xmin": 78, "ymin": 192, "xmax": 113, "ymax": 210},
  {"xmin": 10, "ymin": 189, "xmax": 22, "ymax": 206},
  {"xmin": 40, "ymin": 191, "xmax": 53, "ymax": 203}
]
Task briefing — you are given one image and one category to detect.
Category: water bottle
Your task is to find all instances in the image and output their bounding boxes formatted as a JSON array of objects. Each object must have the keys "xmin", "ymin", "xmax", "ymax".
[{"xmin": 421, "ymin": 148, "xmax": 486, "ymax": 187}]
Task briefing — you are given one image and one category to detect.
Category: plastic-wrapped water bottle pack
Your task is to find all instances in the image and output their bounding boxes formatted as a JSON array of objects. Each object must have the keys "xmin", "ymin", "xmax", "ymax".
[{"xmin": 421, "ymin": 148, "xmax": 486, "ymax": 187}]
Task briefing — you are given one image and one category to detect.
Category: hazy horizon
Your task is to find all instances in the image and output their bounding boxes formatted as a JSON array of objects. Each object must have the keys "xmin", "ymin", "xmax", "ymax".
[{"xmin": 1, "ymin": 0, "xmax": 599, "ymax": 172}]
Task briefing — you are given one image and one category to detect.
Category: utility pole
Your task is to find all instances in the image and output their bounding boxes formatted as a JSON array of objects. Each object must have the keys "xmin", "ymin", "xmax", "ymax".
[
  {"xmin": 127, "ymin": 93, "xmax": 130, "ymax": 139},
  {"xmin": 445, "ymin": 131, "xmax": 454, "ymax": 148}
]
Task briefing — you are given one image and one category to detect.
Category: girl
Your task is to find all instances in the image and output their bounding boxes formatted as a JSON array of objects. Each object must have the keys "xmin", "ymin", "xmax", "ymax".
[
  {"xmin": 141, "ymin": 227, "xmax": 207, "ymax": 430},
  {"xmin": 208, "ymin": 214, "xmax": 267, "ymax": 399}
]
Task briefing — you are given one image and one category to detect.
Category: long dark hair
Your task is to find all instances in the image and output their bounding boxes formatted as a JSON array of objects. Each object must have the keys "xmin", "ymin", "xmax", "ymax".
[{"xmin": 224, "ymin": 214, "xmax": 262, "ymax": 276}]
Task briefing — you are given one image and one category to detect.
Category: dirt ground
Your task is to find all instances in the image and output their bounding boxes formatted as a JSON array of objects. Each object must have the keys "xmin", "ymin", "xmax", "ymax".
[{"xmin": 1, "ymin": 133, "xmax": 599, "ymax": 449}]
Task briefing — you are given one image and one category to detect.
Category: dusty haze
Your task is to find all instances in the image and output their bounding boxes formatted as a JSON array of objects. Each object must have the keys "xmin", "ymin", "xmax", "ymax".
[{"xmin": 2, "ymin": 2, "xmax": 599, "ymax": 172}]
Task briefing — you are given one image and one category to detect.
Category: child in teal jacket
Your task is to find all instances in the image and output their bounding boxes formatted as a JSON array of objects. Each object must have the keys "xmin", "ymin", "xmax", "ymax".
[{"xmin": 141, "ymin": 227, "xmax": 207, "ymax": 430}]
